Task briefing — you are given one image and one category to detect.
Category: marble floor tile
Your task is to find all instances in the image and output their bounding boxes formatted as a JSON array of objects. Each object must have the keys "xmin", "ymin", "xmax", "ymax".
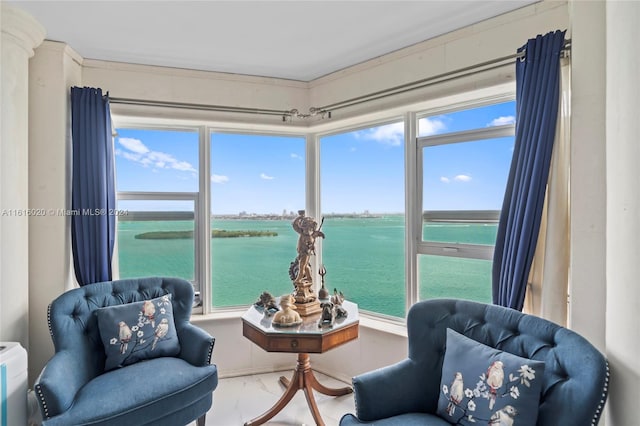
[{"xmin": 191, "ymin": 370, "xmax": 355, "ymax": 426}]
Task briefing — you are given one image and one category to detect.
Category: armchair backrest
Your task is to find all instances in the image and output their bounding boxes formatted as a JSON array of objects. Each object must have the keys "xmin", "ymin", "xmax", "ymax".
[
  {"xmin": 406, "ymin": 299, "xmax": 609, "ymax": 426},
  {"xmin": 47, "ymin": 277, "xmax": 195, "ymax": 379}
]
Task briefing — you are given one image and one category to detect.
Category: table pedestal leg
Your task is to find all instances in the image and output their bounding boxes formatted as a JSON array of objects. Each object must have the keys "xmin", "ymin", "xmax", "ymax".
[{"xmin": 244, "ymin": 353, "xmax": 353, "ymax": 426}]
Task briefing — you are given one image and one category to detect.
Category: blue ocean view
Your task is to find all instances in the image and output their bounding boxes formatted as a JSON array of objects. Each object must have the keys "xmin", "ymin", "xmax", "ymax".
[{"xmin": 117, "ymin": 216, "xmax": 495, "ymax": 318}]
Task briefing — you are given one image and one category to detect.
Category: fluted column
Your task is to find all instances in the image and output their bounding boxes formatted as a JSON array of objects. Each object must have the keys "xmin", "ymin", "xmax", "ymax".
[{"xmin": 0, "ymin": 4, "xmax": 45, "ymax": 347}]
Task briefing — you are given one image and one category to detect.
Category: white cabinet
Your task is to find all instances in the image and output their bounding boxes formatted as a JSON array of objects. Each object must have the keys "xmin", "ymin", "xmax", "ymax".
[{"xmin": 0, "ymin": 343, "xmax": 27, "ymax": 426}]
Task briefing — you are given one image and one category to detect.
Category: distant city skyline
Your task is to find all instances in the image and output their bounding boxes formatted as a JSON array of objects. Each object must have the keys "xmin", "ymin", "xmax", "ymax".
[{"xmin": 114, "ymin": 101, "xmax": 515, "ymax": 214}]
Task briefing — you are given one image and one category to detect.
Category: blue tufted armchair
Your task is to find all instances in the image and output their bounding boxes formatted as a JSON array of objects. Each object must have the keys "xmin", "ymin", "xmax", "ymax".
[
  {"xmin": 340, "ymin": 299, "xmax": 609, "ymax": 426},
  {"xmin": 34, "ymin": 277, "xmax": 218, "ymax": 426}
]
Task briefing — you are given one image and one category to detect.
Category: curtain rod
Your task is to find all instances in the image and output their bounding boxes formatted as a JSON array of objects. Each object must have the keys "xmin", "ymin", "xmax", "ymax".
[
  {"xmin": 108, "ymin": 98, "xmax": 287, "ymax": 117},
  {"xmin": 318, "ymin": 40, "xmax": 571, "ymax": 113},
  {"xmin": 109, "ymin": 40, "xmax": 570, "ymax": 121}
]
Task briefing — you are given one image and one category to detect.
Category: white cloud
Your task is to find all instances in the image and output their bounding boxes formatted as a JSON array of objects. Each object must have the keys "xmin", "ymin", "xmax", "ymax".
[
  {"xmin": 211, "ymin": 174, "xmax": 229, "ymax": 184},
  {"xmin": 454, "ymin": 174, "xmax": 472, "ymax": 182},
  {"xmin": 290, "ymin": 153, "xmax": 302, "ymax": 160},
  {"xmin": 147, "ymin": 151, "xmax": 175, "ymax": 163},
  {"xmin": 418, "ymin": 117, "xmax": 447, "ymax": 136},
  {"xmin": 115, "ymin": 149, "xmax": 141, "ymax": 162},
  {"xmin": 173, "ymin": 161, "xmax": 196, "ymax": 171},
  {"xmin": 116, "ymin": 137, "xmax": 197, "ymax": 173},
  {"xmin": 440, "ymin": 174, "xmax": 472, "ymax": 183},
  {"xmin": 118, "ymin": 137, "xmax": 150, "ymax": 154},
  {"xmin": 356, "ymin": 122, "xmax": 404, "ymax": 146},
  {"xmin": 489, "ymin": 116, "xmax": 516, "ymax": 126},
  {"xmin": 260, "ymin": 173, "xmax": 275, "ymax": 180}
]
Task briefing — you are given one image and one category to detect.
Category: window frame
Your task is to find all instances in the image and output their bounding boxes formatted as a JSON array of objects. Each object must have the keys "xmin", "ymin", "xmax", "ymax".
[
  {"xmin": 208, "ymin": 129, "xmax": 308, "ymax": 310},
  {"xmin": 412, "ymin": 100, "xmax": 515, "ymax": 305},
  {"xmin": 316, "ymin": 117, "xmax": 407, "ymax": 318},
  {"xmin": 113, "ymin": 124, "xmax": 205, "ymax": 311}
]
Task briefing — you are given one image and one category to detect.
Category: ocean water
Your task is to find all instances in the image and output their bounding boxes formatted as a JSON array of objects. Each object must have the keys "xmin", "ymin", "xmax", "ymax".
[{"xmin": 117, "ymin": 216, "xmax": 495, "ymax": 318}]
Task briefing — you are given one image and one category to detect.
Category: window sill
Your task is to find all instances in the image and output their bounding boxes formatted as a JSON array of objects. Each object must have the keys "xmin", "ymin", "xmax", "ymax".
[
  {"xmin": 190, "ymin": 308, "xmax": 245, "ymax": 323},
  {"xmin": 359, "ymin": 314, "xmax": 407, "ymax": 337}
]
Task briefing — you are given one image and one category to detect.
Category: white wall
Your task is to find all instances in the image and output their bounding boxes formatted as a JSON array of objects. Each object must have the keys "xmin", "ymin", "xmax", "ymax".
[
  {"xmin": 82, "ymin": 60, "xmax": 310, "ymax": 129},
  {"xmin": 605, "ymin": 2, "xmax": 640, "ymax": 425},
  {"xmin": 568, "ymin": 0, "xmax": 607, "ymax": 352}
]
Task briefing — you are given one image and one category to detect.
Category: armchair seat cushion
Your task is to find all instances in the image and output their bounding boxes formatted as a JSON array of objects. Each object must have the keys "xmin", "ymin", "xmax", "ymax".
[
  {"xmin": 340, "ymin": 412, "xmax": 451, "ymax": 426},
  {"xmin": 42, "ymin": 355, "xmax": 218, "ymax": 426}
]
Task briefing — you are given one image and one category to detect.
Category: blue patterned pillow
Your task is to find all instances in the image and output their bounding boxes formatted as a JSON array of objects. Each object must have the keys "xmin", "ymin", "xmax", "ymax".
[
  {"xmin": 437, "ymin": 328, "xmax": 545, "ymax": 426},
  {"xmin": 96, "ymin": 294, "xmax": 180, "ymax": 371}
]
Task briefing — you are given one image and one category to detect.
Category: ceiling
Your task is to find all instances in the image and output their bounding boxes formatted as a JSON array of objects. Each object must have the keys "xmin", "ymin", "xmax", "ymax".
[{"xmin": 9, "ymin": 0, "xmax": 538, "ymax": 82}]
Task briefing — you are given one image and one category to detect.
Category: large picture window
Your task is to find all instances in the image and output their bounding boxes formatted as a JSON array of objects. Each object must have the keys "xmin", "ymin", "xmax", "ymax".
[
  {"xmin": 111, "ymin": 93, "xmax": 515, "ymax": 318},
  {"xmin": 209, "ymin": 132, "xmax": 306, "ymax": 308},
  {"xmin": 320, "ymin": 122, "xmax": 406, "ymax": 318}
]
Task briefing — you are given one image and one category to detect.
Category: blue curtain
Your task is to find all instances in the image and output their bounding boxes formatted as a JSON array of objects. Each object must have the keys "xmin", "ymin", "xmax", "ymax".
[
  {"xmin": 492, "ymin": 30, "xmax": 566, "ymax": 310},
  {"xmin": 71, "ymin": 87, "xmax": 116, "ymax": 286}
]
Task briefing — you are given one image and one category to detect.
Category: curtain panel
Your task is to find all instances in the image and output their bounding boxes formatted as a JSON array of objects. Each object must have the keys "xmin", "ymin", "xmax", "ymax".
[
  {"xmin": 70, "ymin": 86, "xmax": 116, "ymax": 286},
  {"xmin": 492, "ymin": 30, "xmax": 566, "ymax": 310},
  {"xmin": 523, "ymin": 58, "xmax": 571, "ymax": 325}
]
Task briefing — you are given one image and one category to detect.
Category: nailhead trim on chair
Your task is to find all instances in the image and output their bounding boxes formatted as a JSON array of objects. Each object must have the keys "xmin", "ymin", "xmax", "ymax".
[
  {"xmin": 40, "ymin": 304, "xmax": 53, "ymax": 420},
  {"xmin": 47, "ymin": 304, "xmax": 53, "ymax": 338},
  {"xmin": 206, "ymin": 338, "xmax": 215, "ymax": 365},
  {"xmin": 352, "ymin": 378, "xmax": 360, "ymax": 415},
  {"xmin": 35, "ymin": 384, "xmax": 50, "ymax": 419},
  {"xmin": 591, "ymin": 360, "xmax": 610, "ymax": 425}
]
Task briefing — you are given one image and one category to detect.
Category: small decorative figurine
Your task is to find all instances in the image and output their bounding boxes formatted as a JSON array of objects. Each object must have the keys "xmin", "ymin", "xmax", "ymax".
[
  {"xmin": 318, "ymin": 301, "xmax": 335, "ymax": 328},
  {"xmin": 272, "ymin": 294, "xmax": 302, "ymax": 326},
  {"xmin": 318, "ymin": 264, "xmax": 329, "ymax": 300},
  {"xmin": 331, "ymin": 288, "xmax": 348, "ymax": 319},
  {"xmin": 331, "ymin": 288, "xmax": 344, "ymax": 305},
  {"xmin": 254, "ymin": 291, "xmax": 279, "ymax": 316}
]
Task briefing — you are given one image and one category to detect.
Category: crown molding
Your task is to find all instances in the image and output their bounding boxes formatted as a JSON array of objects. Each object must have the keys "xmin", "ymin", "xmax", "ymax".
[{"xmin": 1, "ymin": 4, "xmax": 46, "ymax": 58}]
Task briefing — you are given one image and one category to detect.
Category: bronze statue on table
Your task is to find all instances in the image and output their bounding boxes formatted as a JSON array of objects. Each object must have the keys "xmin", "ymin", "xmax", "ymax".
[{"xmin": 288, "ymin": 210, "xmax": 324, "ymax": 316}]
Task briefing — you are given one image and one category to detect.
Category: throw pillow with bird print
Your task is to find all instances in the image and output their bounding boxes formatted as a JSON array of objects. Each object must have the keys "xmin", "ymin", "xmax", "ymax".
[
  {"xmin": 436, "ymin": 329, "xmax": 545, "ymax": 426},
  {"xmin": 96, "ymin": 294, "xmax": 181, "ymax": 371}
]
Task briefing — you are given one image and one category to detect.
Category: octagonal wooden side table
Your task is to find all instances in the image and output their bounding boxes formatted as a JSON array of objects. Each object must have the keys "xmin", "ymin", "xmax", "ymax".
[{"xmin": 241, "ymin": 300, "xmax": 359, "ymax": 426}]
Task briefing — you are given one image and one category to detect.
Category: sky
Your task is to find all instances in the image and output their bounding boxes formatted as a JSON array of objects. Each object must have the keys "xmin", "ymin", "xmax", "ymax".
[{"xmin": 114, "ymin": 101, "xmax": 515, "ymax": 215}]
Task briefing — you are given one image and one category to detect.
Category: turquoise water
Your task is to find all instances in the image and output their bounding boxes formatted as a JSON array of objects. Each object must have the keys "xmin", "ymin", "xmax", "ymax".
[{"xmin": 117, "ymin": 216, "xmax": 496, "ymax": 318}]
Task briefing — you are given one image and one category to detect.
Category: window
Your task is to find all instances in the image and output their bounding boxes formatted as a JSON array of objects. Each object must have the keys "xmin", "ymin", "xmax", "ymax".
[
  {"xmin": 114, "ymin": 128, "xmax": 201, "ymax": 300},
  {"xmin": 210, "ymin": 132, "xmax": 306, "ymax": 308},
  {"xmin": 320, "ymin": 122, "xmax": 406, "ymax": 318},
  {"xmin": 417, "ymin": 100, "xmax": 515, "ymax": 302}
]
